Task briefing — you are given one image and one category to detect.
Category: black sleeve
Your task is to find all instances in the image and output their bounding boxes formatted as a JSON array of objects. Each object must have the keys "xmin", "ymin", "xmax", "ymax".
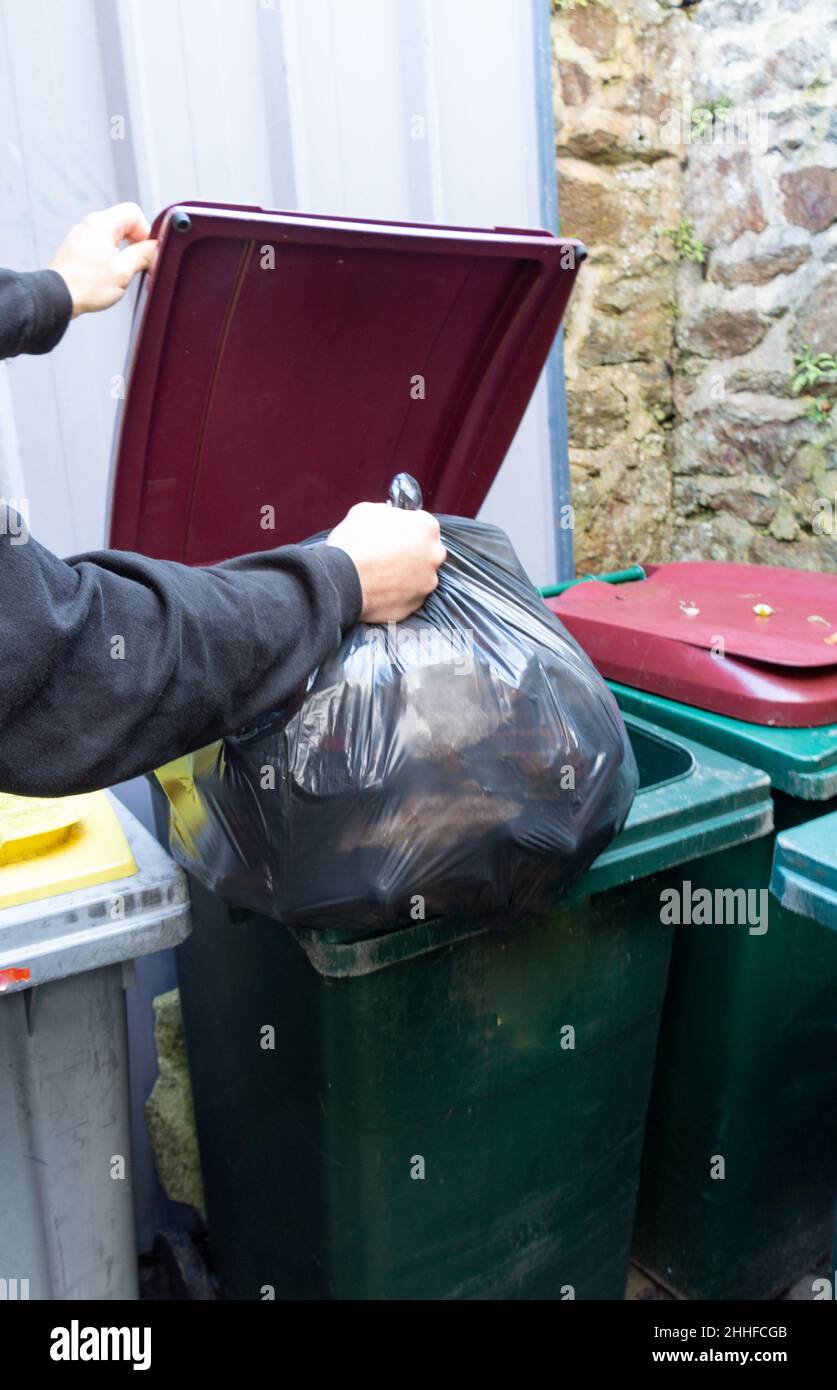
[
  {"xmin": 0, "ymin": 268, "xmax": 73, "ymax": 358},
  {"xmin": 0, "ymin": 521, "xmax": 362, "ymax": 796}
]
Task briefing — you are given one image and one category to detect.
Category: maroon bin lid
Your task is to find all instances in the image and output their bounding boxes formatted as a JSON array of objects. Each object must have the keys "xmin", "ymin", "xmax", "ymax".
[
  {"xmin": 547, "ymin": 562, "xmax": 837, "ymax": 727},
  {"xmin": 107, "ymin": 201, "xmax": 584, "ymax": 564}
]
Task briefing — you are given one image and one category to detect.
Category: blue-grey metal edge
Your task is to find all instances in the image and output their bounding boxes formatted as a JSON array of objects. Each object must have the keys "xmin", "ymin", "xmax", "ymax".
[{"xmin": 534, "ymin": 0, "xmax": 574, "ymax": 582}]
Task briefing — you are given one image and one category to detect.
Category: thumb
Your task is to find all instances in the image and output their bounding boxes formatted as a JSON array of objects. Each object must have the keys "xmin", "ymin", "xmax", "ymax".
[{"xmin": 115, "ymin": 238, "xmax": 158, "ymax": 283}]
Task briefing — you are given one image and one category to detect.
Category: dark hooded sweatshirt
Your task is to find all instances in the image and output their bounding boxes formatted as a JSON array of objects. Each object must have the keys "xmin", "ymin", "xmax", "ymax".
[{"xmin": 0, "ymin": 267, "xmax": 362, "ymax": 796}]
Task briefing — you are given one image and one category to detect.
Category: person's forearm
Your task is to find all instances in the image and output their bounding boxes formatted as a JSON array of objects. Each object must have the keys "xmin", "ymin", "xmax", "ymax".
[
  {"xmin": 0, "ymin": 526, "xmax": 361, "ymax": 797},
  {"xmin": 0, "ymin": 268, "xmax": 73, "ymax": 358}
]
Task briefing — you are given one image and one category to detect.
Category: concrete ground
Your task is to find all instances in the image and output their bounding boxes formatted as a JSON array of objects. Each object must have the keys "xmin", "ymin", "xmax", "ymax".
[
  {"xmin": 139, "ymin": 1241, "xmax": 832, "ymax": 1301},
  {"xmin": 626, "ymin": 1259, "xmax": 832, "ymax": 1302}
]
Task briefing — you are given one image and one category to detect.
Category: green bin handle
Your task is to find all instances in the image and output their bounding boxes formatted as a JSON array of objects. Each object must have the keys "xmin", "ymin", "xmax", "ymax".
[{"xmin": 540, "ymin": 564, "xmax": 646, "ymax": 599}]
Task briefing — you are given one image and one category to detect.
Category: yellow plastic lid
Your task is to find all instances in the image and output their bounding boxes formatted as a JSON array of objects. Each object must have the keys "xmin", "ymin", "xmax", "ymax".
[{"xmin": 0, "ymin": 791, "xmax": 137, "ymax": 910}]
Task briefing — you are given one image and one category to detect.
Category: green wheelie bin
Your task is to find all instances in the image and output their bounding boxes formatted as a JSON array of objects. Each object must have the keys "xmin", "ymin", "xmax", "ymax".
[
  {"xmin": 154, "ymin": 713, "xmax": 771, "ymax": 1300},
  {"xmin": 770, "ymin": 808, "xmax": 837, "ymax": 1301},
  {"xmin": 548, "ymin": 562, "xmax": 837, "ymax": 1299}
]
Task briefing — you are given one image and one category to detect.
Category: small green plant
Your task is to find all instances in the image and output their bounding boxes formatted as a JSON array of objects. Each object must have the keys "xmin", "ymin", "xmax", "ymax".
[
  {"xmin": 664, "ymin": 219, "xmax": 708, "ymax": 264},
  {"xmin": 804, "ymin": 397, "xmax": 833, "ymax": 426},
  {"xmin": 791, "ymin": 346, "xmax": 837, "ymax": 394},
  {"xmin": 790, "ymin": 348, "xmax": 837, "ymax": 435},
  {"xmin": 553, "ymin": 0, "xmax": 590, "ymax": 10},
  {"xmin": 691, "ymin": 96, "xmax": 733, "ymax": 139}
]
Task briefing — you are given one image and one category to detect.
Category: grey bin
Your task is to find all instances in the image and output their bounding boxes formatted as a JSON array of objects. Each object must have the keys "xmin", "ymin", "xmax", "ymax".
[{"xmin": 0, "ymin": 796, "xmax": 190, "ymax": 1300}]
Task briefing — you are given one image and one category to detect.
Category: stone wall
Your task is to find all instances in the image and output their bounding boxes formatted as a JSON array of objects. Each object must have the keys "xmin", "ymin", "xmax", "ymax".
[{"xmin": 552, "ymin": 0, "xmax": 837, "ymax": 573}]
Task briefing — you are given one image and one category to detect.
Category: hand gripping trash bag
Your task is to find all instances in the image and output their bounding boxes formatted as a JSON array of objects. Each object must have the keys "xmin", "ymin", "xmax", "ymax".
[{"xmin": 156, "ymin": 515, "xmax": 638, "ymax": 933}]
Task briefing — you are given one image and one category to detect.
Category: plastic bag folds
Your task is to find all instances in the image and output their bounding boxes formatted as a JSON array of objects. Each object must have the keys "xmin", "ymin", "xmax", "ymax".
[{"xmin": 157, "ymin": 517, "xmax": 639, "ymax": 934}]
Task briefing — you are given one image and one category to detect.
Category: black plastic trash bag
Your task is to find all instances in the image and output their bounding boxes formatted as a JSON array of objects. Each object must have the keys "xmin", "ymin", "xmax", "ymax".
[{"xmin": 156, "ymin": 514, "xmax": 638, "ymax": 933}]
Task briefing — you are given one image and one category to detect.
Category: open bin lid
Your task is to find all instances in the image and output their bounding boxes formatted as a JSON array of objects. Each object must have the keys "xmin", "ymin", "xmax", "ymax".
[
  {"xmin": 547, "ymin": 562, "xmax": 837, "ymax": 728},
  {"xmin": 770, "ymin": 811, "xmax": 837, "ymax": 930},
  {"xmin": 108, "ymin": 201, "xmax": 584, "ymax": 564}
]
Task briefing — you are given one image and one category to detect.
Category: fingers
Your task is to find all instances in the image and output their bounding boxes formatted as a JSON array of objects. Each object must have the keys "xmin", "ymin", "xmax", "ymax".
[
  {"xmin": 114, "ymin": 239, "xmax": 158, "ymax": 283},
  {"xmin": 416, "ymin": 511, "xmax": 446, "ymax": 568},
  {"xmin": 97, "ymin": 201, "xmax": 152, "ymax": 246}
]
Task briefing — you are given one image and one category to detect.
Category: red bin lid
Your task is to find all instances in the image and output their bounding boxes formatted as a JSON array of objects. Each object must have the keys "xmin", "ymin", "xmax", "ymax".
[
  {"xmin": 547, "ymin": 562, "xmax": 837, "ymax": 728},
  {"xmin": 107, "ymin": 201, "xmax": 584, "ymax": 564}
]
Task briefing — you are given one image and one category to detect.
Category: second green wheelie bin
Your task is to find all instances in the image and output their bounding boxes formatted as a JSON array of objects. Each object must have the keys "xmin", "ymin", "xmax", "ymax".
[
  {"xmin": 770, "ymin": 808, "xmax": 837, "ymax": 1302},
  {"xmin": 549, "ymin": 561, "xmax": 837, "ymax": 1300},
  {"xmin": 153, "ymin": 713, "xmax": 771, "ymax": 1300}
]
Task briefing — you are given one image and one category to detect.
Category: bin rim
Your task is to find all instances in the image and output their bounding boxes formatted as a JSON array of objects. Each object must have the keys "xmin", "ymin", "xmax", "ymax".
[
  {"xmin": 611, "ymin": 681, "xmax": 837, "ymax": 800},
  {"xmin": 769, "ymin": 811, "xmax": 837, "ymax": 931}
]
